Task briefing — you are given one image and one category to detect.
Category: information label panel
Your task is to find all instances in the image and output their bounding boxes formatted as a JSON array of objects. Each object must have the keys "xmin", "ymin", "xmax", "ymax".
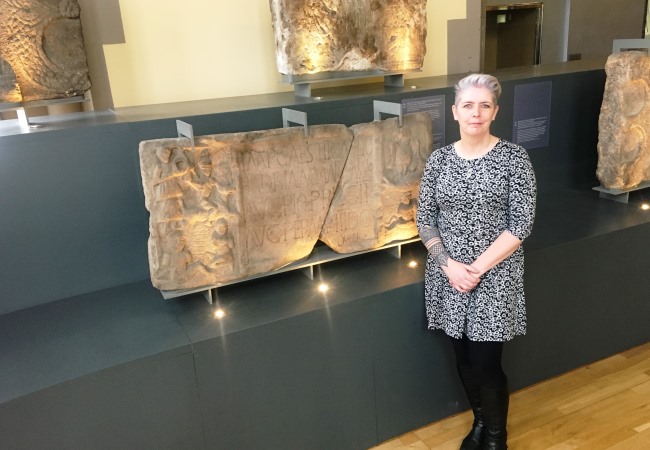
[{"xmin": 513, "ymin": 81, "xmax": 552, "ymax": 150}]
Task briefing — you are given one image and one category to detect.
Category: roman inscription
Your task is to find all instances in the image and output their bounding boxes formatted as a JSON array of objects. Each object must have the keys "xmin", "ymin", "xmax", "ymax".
[
  {"xmin": 139, "ymin": 113, "xmax": 434, "ymax": 292},
  {"xmin": 320, "ymin": 112, "xmax": 433, "ymax": 253},
  {"xmin": 139, "ymin": 125, "xmax": 352, "ymax": 291}
]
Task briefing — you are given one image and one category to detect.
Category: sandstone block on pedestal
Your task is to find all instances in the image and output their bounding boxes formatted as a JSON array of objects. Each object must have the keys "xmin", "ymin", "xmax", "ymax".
[
  {"xmin": 139, "ymin": 125, "xmax": 353, "ymax": 291},
  {"xmin": 269, "ymin": 0, "xmax": 427, "ymax": 75},
  {"xmin": 597, "ymin": 51, "xmax": 650, "ymax": 189},
  {"xmin": 320, "ymin": 112, "xmax": 433, "ymax": 253},
  {"xmin": 0, "ymin": 0, "xmax": 91, "ymax": 102}
]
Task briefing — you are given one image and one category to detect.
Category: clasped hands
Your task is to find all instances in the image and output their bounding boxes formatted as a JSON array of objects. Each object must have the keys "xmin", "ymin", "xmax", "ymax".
[{"xmin": 442, "ymin": 259, "xmax": 483, "ymax": 293}]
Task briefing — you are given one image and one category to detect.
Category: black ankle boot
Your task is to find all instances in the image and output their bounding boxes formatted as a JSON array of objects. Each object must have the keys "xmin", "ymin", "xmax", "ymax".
[
  {"xmin": 479, "ymin": 384, "xmax": 509, "ymax": 450},
  {"xmin": 457, "ymin": 366, "xmax": 484, "ymax": 450}
]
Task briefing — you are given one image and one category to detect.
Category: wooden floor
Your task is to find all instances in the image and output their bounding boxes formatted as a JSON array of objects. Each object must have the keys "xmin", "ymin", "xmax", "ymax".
[{"xmin": 370, "ymin": 342, "xmax": 650, "ymax": 450}]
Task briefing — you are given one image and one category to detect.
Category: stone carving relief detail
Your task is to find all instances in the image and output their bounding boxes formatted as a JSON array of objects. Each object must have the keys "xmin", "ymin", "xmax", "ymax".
[
  {"xmin": 321, "ymin": 113, "xmax": 433, "ymax": 252},
  {"xmin": 140, "ymin": 126, "xmax": 353, "ymax": 291},
  {"xmin": 139, "ymin": 112, "xmax": 434, "ymax": 292},
  {"xmin": 0, "ymin": 0, "xmax": 91, "ymax": 103},
  {"xmin": 597, "ymin": 51, "xmax": 650, "ymax": 189},
  {"xmin": 269, "ymin": 0, "xmax": 427, "ymax": 75}
]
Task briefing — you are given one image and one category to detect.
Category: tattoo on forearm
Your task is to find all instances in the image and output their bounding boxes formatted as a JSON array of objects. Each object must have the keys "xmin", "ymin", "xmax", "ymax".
[
  {"xmin": 419, "ymin": 226, "xmax": 450, "ymax": 267},
  {"xmin": 436, "ymin": 250, "xmax": 449, "ymax": 267}
]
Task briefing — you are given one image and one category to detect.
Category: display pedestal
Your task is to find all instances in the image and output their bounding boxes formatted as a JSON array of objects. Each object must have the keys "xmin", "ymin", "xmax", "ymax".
[
  {"xmin": 282, "ymin": 70, "xmax": 416, "ymax": 97},
  {"xmin": 1, "ymin": 95, "xmax": 88, "ymax": 130},
  {"xmin": 593, "ymin": 181, "xmax": 650, "ymax": 203}
]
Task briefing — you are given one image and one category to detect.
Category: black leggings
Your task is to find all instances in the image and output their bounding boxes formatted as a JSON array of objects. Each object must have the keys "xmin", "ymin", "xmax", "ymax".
[{"xmin": 449, "ymin": 334, "xmax": 507, "ymax": 389}]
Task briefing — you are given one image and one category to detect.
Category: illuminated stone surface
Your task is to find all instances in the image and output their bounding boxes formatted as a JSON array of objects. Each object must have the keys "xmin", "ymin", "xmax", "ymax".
[
  {"xmin": 321, "ymin": 112, "xmax": 433, "ymax": 252},
  {"xmin": 597, "ymin": 51, "xmax": 650, "ymax": 189},
  {"xmin": 139, "ymin": 126, "xmax": 353, "ymax": 291},
  {"xmin": 0, "ymin": 0, "xmax": 91, "ymax": 102},
  {"xmin": 269, "ymin": 0, "xmax": 427, "ymax": 75},
  {"xmin": 0, "ymin": 58, "xmax": 21, "ymax": 103},
  {"xmin": 140, "ymin": 114, "xmax": 434, "ymax": 291}
]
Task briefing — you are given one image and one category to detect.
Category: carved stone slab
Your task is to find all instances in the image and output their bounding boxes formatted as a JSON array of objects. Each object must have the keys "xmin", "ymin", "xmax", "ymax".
[
  {"xmin": 597, "ymin": 51, "xmax": 650, "ymax": 189},
  {"xmin": 320, "ymin": 112, "xmax": 433, "ymax": 253},
  {"xmin": 269, "ymin": 0, "xmax": 427, "ymax": 75},
  {"xmin": 139, "ymin": 126, "xmax": 353, "ymax": 291},
  {"xmin": 0, "ymin": 0, "xmax": 91, "ymax": 102}
]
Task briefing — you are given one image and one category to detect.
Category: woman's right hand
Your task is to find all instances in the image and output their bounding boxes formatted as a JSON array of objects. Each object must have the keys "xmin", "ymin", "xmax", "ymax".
[{"xmin": 441, "ymin": 259, "xmax": 481, "ymax": 293}]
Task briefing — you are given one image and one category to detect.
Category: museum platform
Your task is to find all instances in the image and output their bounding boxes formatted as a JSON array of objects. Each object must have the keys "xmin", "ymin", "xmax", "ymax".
[{"xmin": 1, "ymin": 59, "xmax": 649, "ymax": 450}]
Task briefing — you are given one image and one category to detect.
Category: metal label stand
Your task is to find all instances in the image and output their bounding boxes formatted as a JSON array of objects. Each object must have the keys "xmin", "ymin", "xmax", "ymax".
[
  {"xmin": 373, "ymin": 100, "xmax": 403, "ymax": 127},
  {"xmin": 176, "ymin": 120, "xmax": 196, "ymax": 151},
  {"xmin": 282, "ymin": 108, "xmax": 308, "ymax": 136}
]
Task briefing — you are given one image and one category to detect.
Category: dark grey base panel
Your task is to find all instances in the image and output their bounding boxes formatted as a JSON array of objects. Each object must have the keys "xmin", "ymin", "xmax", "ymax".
[{"xmin": 2, "ymin": 219, "xmax": 649, "ymax": 449}]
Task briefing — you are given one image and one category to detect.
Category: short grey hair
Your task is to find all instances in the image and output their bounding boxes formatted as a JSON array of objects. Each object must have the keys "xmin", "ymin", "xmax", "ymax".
[{"xmin": 454, "ymin": 73, "xmax": 502, "ymax": 105}]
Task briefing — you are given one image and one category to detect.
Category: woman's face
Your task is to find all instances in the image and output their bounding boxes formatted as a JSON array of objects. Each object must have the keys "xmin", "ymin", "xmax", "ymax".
[{"xmin": 452, "ymin": 86, "xmax": 499, "ymax": 138}]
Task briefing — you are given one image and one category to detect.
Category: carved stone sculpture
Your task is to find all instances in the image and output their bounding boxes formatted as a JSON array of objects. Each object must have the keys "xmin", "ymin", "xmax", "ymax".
[
  {"xmin": 597, "ymin": 51, "xmax": 650, "ymax": 189},
  {"xmin": 139, "ymin": 126, "xmax": 353, "ymax": 291},
  {"xmin": 269, "ymin": 0, "xmax": 427, "ymax": 75},
  {"xmin": 320, "ymin": 113, "xmax": 433, "ymax": 252},
  {"xmin": 0, "ymin": 0, "xmax": 91, "ymax": 103},
  {"xmin": 139, "ymin": 112, "xmax": 434, "ymax": 292}
]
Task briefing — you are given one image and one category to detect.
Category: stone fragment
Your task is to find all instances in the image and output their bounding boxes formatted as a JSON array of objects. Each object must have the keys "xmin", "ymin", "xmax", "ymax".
[
  {"xmin": 0, "ymin": 57, "xmax": 21, "ymax": 103},
  {"xmin": 269, "ymin": 0, "xmax": 427, "ymax": 75},
  {"xmin": 597, "ymin": 51, "xmax": 650, "ymax": 189},
  {"xmin": 0, "ymin": 0, "xmax": 91, "ymax": 102},
  {"xmin": 320, "ymin": 112, "xmax": 433, "ymax": 253},
  {"xmin": 139, "ymin": 125, "xmax": 353, "ymax": 291}
]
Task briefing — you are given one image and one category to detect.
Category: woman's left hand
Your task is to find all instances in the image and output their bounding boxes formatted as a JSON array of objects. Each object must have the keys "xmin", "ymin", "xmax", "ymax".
[{"xmin": 441, "ymin": 259, "xmax": 481, "ymax": 293}]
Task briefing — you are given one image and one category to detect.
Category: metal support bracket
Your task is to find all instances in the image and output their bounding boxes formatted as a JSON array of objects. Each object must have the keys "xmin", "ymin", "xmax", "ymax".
[
  {"xmin": 203, "ymin": 289, "xmax": 214, "ymax": 304},
  {"xmin": 16, "ymin": 108, "xmax": 30, "ymax": 131},
  {"xmin": 176, "ymin": 120, "xmax": 196, "ymax": 152},
  {"xmin": 301, "ymin": 265, "xmax": 315, "ymax": 280},
  {"xmin": 384, "ymin": 74, "xmax": 404, "ymax": 88},
  {"xmin": 282, "ymin": 108, "xmax": 309, "ymax": 137},
  {"xmin": 612, "ymin": 38, "xmax": 650, "ymax": 54},
  {"xmin": 294, "ymin": 83, "xmax": 312, "ymax": 98},
  {"xmin": 373, "ymin": 100, "xmax": 403, "ymax": 127},
  {"xmin": 387, "ymin": 244, "xmax": 403, "ymax": 259}
]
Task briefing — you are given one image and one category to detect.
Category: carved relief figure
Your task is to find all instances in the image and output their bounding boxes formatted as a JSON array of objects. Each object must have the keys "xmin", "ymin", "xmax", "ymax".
[
  {"xmin": 140, "ymin": 115, "xmax": 434, "ymax": 292},
  {"xmin": 0, "ymin": 0, "xmax": 91, "ymax": 102},
  {"xmin": 597, "ymin": 51, "xmax": 650, "ymax": 189},
  {"xmin": 269, "ymin": 0, "xmax": 427, "ymax": 75},
  {"xmin": 140, "ymin": 126, "xmax": 353, "ymax": 291}
]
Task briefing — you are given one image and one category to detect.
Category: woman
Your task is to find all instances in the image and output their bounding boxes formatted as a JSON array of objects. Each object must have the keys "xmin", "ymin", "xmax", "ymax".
[{"xmin": 416, "ymin": 73, "xmax": 536, "ymax": 450}]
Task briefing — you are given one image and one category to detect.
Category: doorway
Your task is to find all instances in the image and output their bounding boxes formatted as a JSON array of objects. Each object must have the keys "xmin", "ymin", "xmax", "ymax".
[{"xmin": 483, "ymin": 3, "xmax": 543, "ymax": 72}]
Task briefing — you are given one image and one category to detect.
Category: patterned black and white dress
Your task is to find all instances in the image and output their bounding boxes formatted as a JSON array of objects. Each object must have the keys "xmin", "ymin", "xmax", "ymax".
[{"xmin": 416, "ymin": 139, "xmax": 537, "ymax": 342}]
